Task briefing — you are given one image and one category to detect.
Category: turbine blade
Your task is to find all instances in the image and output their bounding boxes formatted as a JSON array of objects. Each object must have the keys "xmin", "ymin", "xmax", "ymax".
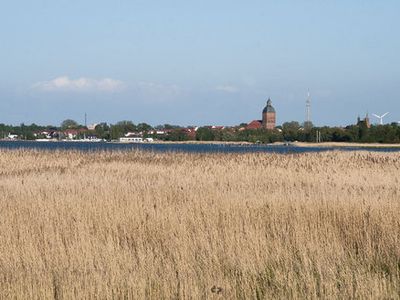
[
  {"xmin": 382, "ymin": 112, "xmax": 389, "ymax": 117},
  {"xmin": 372, "ymin": 114, "xmax": 380, "ymax": 118}
]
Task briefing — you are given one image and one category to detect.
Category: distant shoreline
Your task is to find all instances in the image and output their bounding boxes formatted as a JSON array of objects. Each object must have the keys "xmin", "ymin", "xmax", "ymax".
[
  {"xmin": 146, "ymin": 140, "xmax": 400, "ymax": 148},
  {"xmin": 1, "ymin": 139, "xmax": 400, "ymax": 148},
  {"xmin": 292, "ymin": 142, "xmax": 400, "ymax": 148}
]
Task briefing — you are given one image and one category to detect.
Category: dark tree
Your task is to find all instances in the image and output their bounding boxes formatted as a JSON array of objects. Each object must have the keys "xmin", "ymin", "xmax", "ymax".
[
  {"xmin": 196, "ymin": 127, "xmax": 215, "ymax": 141},
  {"xmin": 61, "ymin": 119, "xmax": 79, "ymax": 130}
]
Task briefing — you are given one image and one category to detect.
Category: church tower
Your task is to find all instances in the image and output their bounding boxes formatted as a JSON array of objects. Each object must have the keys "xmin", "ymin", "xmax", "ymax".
[
  {"xmin": 365, "ymin": 113, "xmax": 370, "ymax": 128},
  {"xmin": 262, "ymin": 98, "xmax": 276, "ymax": 130}
]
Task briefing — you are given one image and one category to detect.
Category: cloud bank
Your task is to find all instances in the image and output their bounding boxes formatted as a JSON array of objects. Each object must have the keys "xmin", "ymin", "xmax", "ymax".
[{"xmin": 33, "ymin": 76, "xmax": 124, "ymax": 92}]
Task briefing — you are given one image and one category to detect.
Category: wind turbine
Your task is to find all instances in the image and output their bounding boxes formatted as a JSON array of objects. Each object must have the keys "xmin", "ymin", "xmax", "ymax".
[{"xmin": 372, "ymin": 112, "xmax": 389, "ymax": 125}]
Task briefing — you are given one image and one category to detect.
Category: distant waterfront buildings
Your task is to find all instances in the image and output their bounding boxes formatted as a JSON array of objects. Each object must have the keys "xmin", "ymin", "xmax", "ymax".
[{"xmin": 246, "ymin": 98, "xmax": 277, "ymax": 130}]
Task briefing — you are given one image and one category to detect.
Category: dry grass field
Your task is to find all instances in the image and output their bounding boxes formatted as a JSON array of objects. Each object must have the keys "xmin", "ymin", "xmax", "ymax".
[{"xmin": 0, "ymin": 149, "xmax": 399, "ymax": 299}]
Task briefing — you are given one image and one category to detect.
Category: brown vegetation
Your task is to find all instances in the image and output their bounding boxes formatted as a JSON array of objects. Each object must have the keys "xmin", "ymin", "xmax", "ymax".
[{"xmin": 0, "ymin": 149, "xmax": 399, "ymax": 299}]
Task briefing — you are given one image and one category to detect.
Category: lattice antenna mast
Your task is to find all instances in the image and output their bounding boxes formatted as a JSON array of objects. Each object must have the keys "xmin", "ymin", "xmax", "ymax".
[
  {"xmin": 306, "ymin": 89, "xmax": 311, "ymax": 123},
  {"xmin": 84, "ymin": 112, "xmax": 87, "ymax": 140}
]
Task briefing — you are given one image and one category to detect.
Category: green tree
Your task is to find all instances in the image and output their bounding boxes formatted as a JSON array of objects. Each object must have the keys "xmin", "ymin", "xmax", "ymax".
[
  {"xmin": 95, "ymin": 123, "xmax": 110, "ymax": 140},
  {"xmin": 110, "ymin": 125, "xmax": 124, "ymax": 140},
  {"xmin": 282, "ymin": 121, "xmax": 301, "ymax": 141},
  {"xmin": 303, "ymin": 121, "xmax": 314, "ymax": 131},
  {"xmin": 162, "ymin": 124, "xmax": 181, "ymax": 130},
  {"xmin": 166, "ymin": 129, "xmax": 189, "ymax": 141},
  {"xmin": 137, "ymin": 123, "xmax": 153, "ymax": 132},
  {"xmin": 196, "ymin": 127, "xmax": 215, "ymax": 141},
  {"xmin": 61, "ymin": 119, "xmax": 79, "ymax": 130},
  {"xmin": 116, "ymin": 121, "xmax": 136, "ymax": 133}
]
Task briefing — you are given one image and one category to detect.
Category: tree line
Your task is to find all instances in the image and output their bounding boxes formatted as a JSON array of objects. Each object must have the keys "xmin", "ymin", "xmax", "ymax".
[
  {"xmin": 1, "ymin": 120, "xmax": 400, "ymax": 143},
  {"xmin": 195, "ymin": 122, "xmax": 400, "ymax": 144}
]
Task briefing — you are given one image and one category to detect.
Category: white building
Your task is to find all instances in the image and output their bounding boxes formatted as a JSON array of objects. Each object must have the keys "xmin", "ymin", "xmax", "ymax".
[{"xmin": 119, "ymin": 137, "xmax": 143, "ymax": 143}]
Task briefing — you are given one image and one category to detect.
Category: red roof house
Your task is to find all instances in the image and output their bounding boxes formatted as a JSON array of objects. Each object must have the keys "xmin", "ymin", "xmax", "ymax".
[{"xmin": 246, "ymin": 120, "xmax": 262, "ymax": 130}]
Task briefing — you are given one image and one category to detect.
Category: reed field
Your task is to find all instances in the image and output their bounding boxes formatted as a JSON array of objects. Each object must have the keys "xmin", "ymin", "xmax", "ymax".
[{"xmin": 0, "ymin": 149, "xmax": 399, "ymax": 299}]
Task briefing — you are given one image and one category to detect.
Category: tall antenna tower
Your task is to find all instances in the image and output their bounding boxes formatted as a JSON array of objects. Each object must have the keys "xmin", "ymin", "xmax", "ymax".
[
  {"xmin": 83, "ymin": 112, "xmax": 88, "ymax": 140},
  {"xmin": 306, "ymin": 89, "xmax": 311, "ymax": 124}
]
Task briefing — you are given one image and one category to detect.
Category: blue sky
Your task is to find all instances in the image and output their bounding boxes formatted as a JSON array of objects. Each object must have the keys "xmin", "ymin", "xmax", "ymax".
[{"xmin": 1, "ymin": 0, "xmax": 399, "ymax": 126}]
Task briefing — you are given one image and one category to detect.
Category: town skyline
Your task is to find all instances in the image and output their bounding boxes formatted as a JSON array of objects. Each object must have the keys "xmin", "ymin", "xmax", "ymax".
[
  {"xmin": 0, "ymin": 95, "xmax": 397, "ymax": 129},
  {"xmin": 1, "ymin": 1, "xmax": 399, "ymax": 126}
]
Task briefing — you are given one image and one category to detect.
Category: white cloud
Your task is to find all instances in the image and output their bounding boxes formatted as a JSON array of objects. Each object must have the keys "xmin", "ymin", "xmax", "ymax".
[
  {"xmin": 33, "ymin": 76, "xmax": 124, "ymax": 92},
  {"xmin": 215, "ymin": 85, "xmax": 239, "ymax": 93}
]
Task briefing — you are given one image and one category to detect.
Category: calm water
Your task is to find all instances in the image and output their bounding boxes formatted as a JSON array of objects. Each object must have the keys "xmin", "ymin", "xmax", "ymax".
[{"xmin": 0, "ymin": 140, "xmax": 400, "ymax": 154}]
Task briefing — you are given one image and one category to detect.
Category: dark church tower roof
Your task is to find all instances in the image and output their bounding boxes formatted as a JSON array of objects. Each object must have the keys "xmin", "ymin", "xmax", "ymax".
[{"xmin": 262, "ymin": 98, "xmax": 275, "ymax": 113}]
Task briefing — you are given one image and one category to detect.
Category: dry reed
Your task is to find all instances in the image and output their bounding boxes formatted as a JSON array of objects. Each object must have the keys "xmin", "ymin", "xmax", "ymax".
[{"xmin": 0, "ymin": 149, "xmax": 399, "ymax": 299}]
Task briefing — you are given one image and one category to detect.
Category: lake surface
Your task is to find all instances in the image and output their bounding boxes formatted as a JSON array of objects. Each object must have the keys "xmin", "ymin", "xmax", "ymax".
[{"xmin": 0, "ymin": 140, "xmax": 400, "ymax": 154}]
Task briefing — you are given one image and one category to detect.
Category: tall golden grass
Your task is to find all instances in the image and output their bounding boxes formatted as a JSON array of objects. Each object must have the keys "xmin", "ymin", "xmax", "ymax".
[{"xmin": 0, "ymin": 149, "xmax": 399, "ymax": 299}]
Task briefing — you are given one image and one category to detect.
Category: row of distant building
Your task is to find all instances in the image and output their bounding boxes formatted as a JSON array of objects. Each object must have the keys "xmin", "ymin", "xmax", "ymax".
[
  {"xmin": 246, "ymin": 97, "xmax": 396, "ymax": 130},
  {"xmin": 3, "ymin": 96, "xmax": 397, "ymax": 141}
]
